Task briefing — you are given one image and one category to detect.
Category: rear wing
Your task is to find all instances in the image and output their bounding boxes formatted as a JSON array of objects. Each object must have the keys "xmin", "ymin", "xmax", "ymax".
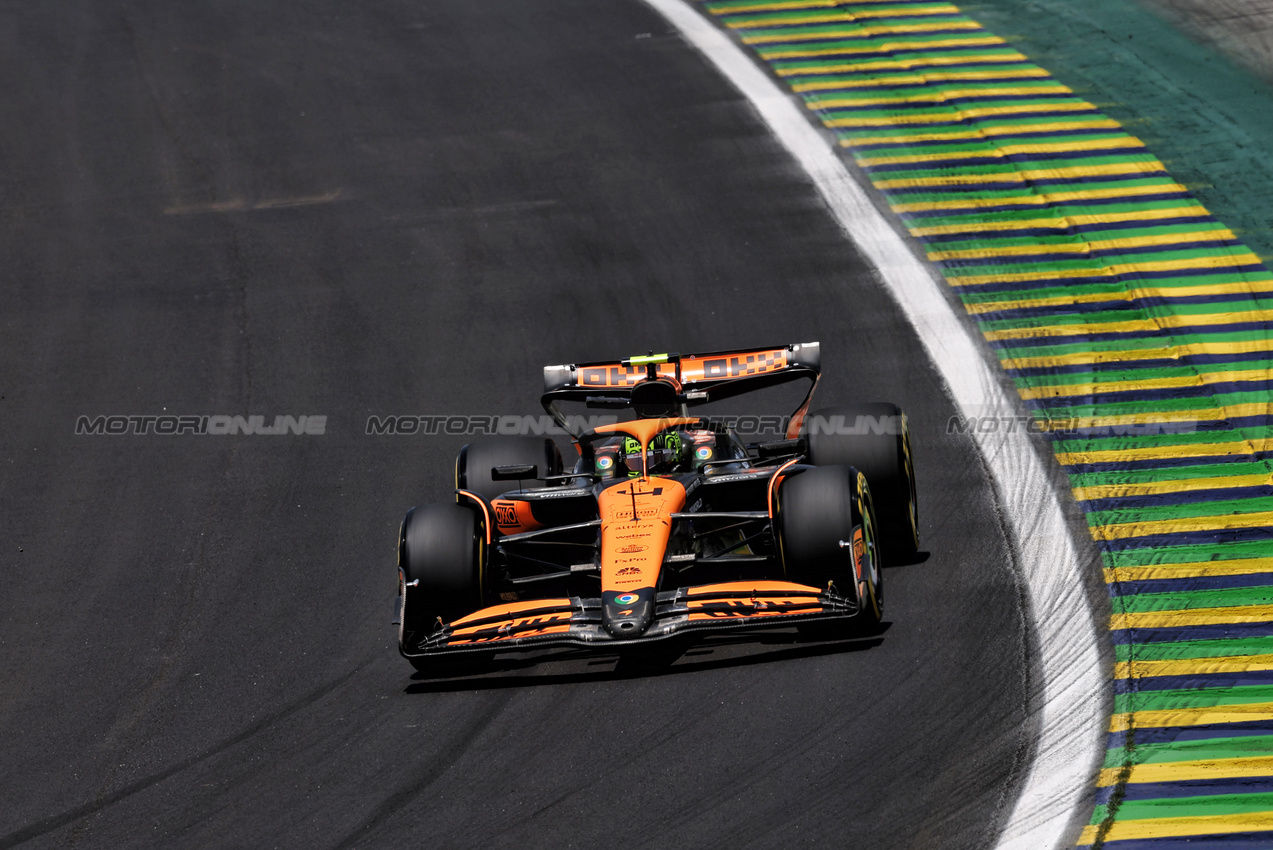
[{"xmin": 541, "ymin": 342, "xmax": 821, "ymax": 438}]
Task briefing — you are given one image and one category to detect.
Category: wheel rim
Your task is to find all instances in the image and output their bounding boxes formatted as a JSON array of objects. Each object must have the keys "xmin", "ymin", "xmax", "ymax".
[
  {"xmin": 860, "ymin": 480, "xmax": 882, "ymax": 617},
  {"xmin": 902, "ymin": 426, "xmax": 918, "ymax": 546}
]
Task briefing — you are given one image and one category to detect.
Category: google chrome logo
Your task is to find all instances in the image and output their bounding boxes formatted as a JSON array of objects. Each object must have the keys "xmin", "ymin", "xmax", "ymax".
[{"xmin": 614, "ymin": 593, "xmax": 639, "ymax": 605}]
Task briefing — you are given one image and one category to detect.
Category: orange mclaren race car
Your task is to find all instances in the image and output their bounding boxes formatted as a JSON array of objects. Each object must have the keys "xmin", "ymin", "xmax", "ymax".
[{"xmin": 395, "ymin": 342, "xmax": 918, "ymax": 673}]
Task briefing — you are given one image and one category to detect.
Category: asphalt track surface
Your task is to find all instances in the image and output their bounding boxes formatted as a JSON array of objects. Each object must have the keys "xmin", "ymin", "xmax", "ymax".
[{"xmin": 0, "ymin": 2, "xmax": 1043, "ymax": 847}]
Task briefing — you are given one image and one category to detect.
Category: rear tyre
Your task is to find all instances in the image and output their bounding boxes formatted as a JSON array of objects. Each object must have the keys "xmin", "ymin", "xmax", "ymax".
[
  {"xmin": 805, "ymin": 403, "xmax": 918, "ymax": 563},
  {"xmin": 777, "ymin": 465, "xmax": 882, "ymax": 636},
  {"xmin": 456, "ymin": 436, "xmax": 563, "ymax": 503},
  {"xmin": 398, "ymin": 503, "xmax": 491, "ymax": 674}
]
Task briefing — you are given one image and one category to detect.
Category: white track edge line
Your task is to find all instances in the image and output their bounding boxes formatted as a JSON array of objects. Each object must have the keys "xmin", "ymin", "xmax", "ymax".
[{"xmin": 641, "ymin": 2, "xmax": 1106, "ymax": 847}]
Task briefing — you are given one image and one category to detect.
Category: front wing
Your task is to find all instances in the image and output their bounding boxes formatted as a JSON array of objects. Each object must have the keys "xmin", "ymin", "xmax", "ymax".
[{"xmin": 400, "ymin": 580, "xmax": 860, "ymax": 657}]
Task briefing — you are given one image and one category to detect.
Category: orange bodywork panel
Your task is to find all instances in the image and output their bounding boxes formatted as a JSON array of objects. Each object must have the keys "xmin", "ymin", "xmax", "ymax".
[
  {"xmin": 449, "ymin": 598, "xmax": 575, "ymax": 627},
  {"xmin": 684, "ymin": 580, "xmax": 822, "ymax": 596},
  {"xmin": 684, "ymin": 580, "xmax": 827, "ymax": 621},
  {"xmin": 451, "ymin": 618, "xmax": 573, "ymax": 644},
  {"xmin": 597, "ymin": 477, "xmax": 686, "ymax": 595},
  {"xmin": 593, "ymin": 417, "xmax": 699, "ymax": 445},
  {"xmin": 490, "ymin": 498, "xmax": 542, "ymax": 535},
  {"xmin": 447, "ymin": 598, "xmax": 577, "ymax": 645},
  {"xmin": 686, "ymin": 600, "xmax": 822, "ymax": 621}
]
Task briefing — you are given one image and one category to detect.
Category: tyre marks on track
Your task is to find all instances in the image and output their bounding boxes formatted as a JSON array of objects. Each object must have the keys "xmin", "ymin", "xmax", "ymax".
[
  {"xmin": 0, "ymin": 671, "xmax": 357, "ymax": 850},
  {"xmin": 329, "ymin": 690, "xmax": 516, "ymax": 850}
]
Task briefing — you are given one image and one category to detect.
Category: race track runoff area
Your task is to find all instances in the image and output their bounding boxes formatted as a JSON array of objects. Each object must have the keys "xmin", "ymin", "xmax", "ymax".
[{"xmin": 691, "ymin": 0, "xmax": 1273, "ymax": 846}]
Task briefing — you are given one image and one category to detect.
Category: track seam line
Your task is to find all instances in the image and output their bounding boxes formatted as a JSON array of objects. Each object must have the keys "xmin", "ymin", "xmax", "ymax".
[{"xmin": 641, "ymin": 2, "xmax": 1105, "ymax": 847}]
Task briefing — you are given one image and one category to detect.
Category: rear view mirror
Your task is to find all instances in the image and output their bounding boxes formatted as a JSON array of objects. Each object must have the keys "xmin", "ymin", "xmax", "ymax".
[{"xmin": 491, "ymin": 464, "xmax": 538, "ymax": 481}]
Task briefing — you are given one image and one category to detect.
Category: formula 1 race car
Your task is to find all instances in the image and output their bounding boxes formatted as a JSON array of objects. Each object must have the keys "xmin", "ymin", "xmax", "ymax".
[{"xmin": 396, "ymin": 342, "xmax": 918, "ymax": 673}]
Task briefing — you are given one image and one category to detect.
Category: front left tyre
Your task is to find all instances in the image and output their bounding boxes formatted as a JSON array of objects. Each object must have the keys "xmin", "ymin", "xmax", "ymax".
[{"xmin": 398, "ymin": 502, "xmax": 489, "ymax": 673}]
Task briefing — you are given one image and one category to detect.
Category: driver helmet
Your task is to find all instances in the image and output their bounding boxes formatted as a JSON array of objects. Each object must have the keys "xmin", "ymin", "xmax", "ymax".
[
  {"xmin": 621, "ymin": 436, "xmax": 644, "ymax": 477},
  {"xmin": 622, "ymin": 431, "xmax": 686, "ymax": 476}
]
